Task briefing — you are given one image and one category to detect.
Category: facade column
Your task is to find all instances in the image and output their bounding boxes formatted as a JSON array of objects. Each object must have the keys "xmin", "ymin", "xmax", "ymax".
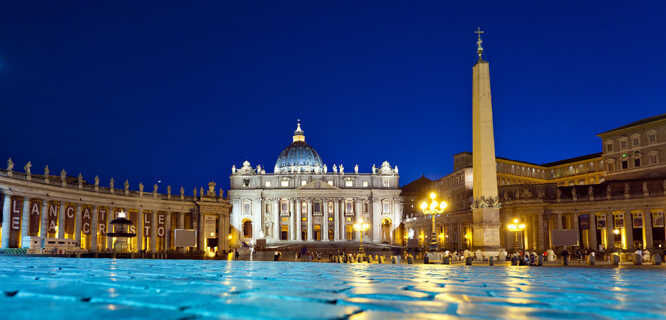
[
  {"xmin": 165, "ymin": 212, "xmax": 172, "ymax": 251},
  {"xmin": 589, "ymin": 214, "xmax": 598, "ymax": 250},
  {"xmin": 58, "ymin": 201, "xmax": 66, "ymax": 239},
  {"xmin": 90, "ymin": 206, "xmax": 98, "ymax": 252},
  {"xmin": 644, "ymin": 211, "xmax": 653, "ymax": 249},
  {"xmin": 106, "ymin": 209, "xmax": 113, "ymax": 250},
  {"xmin": 178, "ymin": 212, "xmax": 185, "ymax": 229},
  {"xmin": 136, "ymin": 209, "xmax": 143, "ymax": 252},
  {"xmin": 296, "ymin": 199, "xmax": 302, "ymax": 241},
  {"xmin": 333, "ymin": 199, "xmax": 340, "ymax": 240},
  {"xmin": 151, "ymin": 211, "xmax": 157, "ymax": 253},
  {"xmin": 74, "ymin": 204, "xmax": 82, "ymax": 245},
  {"xmin": 537, "ymin": 212, "xmax": 545, "ymax": 251},
  {"xmin": 307, "ymin": 199, "xmax": 313, "ymax": 241},
  {"xmin": 323, "ymin": 199, "xmax": 329, "ymax": 241},
  {"xmin": 624, "ymin": 211, "xmax": 633, "ymax": 249},
  {"xmin": 272, "ymin": 200, "xmax": 279, "ymax": 242},
  {"xmin": 217, "ymin": 212, "xmax": 224, "ymax": 252},
  {"xmin": 1, "ymin": 194, "xmax": 10, "ymax": 248},
  {"xmin": 20, "ymin": 197, "xmax": 30, "ymax": 245},
  {"xmin": 289, "ymin": 199, "xmax": 295, "ymax": 240},
  {"xmin": 556, "ymin": 213, "xmax": 563, "ymax": 230},
  {"xmin": 40, "ymin": 199, "xmax": 48, "ymax": 238},
  {"xmin": 573, "ymin": 213, "xmax": 580, "ymax": 246},
  {"xmin": 605, "ymin": 213, "xmax": 613, "ymax": 250}
]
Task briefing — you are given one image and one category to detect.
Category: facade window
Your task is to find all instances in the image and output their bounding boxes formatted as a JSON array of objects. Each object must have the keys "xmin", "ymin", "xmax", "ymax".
[
  {"xmin": 243, "ymin": 179, "xmax": 250, "ymax": 187},
  {"xmin": 265, "ymin": 181, "xmax": 271, "ymax": 187},
  {"xmin": 280, "ymin": 200, "xmax": 289, "ymax": 214},
  {"xmin": 313, "ymin": 202, "xmax": 321, "ymax": 214},
  {"xmin": 328, "ymin": 202, "xmax": 334, "ymax": 214},
  {"xmin": 345, "ymin": 200, "xmax": 353, "ymax": 214},
  {"xmin": 281, "ymin": 180, "xmax": 289, "ymax": 187},
  {"xmin": 301, "ymin": 201, "xmax": 307, "ymax": 213},
  {"xmin": 382, "ymin": 178, "xmax": 390, "ymax": 188},
  {"xmin": 606, "ymin": 143, "xmax": 613, "ymax": 152},
  {"xmin": 364, "ymin": 202, "xmax": 369, "ymax": 213},
  {"xmin": 382, "ymin": 200, "xmax": 391, "ymax": 214},
  {"xmin": 632, "ymin": 138, "xmax": 639, "ymax": 146},
  {"xmin": 649, "ymin": 152, "xmax": 658, "ymax": 165},
  {"xmin": 621, "ymin": 140, "xmax": 628, "ymax": 149},
  {"xmin": 265, "ymin": 203, "xmax": 271, "ymax": 214},
  {"xmin": 634, "ymin": 152, "xmax": 641, "ymax": 167},
  {"xmin": 622, "ymin": 160, "xmax": 628, "ymax": 169},
  {"xmin": 345, "ymin": 180, "xmax": 353, "ymax": 187},
  {"xmin": 243, "ymin": 200, "xmax": 252, "ymax": 216},
  {"xmin": 362, "ymin": 181, "xmax": 369, "ymax": 188},
  {"xmin": 649, "ymin": 134, "xmax": 656, "ymax": 144}
]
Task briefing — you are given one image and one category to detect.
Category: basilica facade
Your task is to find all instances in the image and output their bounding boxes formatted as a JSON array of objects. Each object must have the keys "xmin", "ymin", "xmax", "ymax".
[{"xmin": 228, "ymin": 121, "xmax": 402, "ymax": 245}]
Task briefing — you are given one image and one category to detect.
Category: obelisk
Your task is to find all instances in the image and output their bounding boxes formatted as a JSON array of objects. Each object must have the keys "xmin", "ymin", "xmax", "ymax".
[{"xmin": 471, "ymin": 28, "xmax": 501, "ymax": 255}]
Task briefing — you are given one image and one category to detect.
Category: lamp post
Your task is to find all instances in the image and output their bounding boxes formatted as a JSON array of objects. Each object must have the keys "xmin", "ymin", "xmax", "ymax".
[
  {"xmin": 507, "ymin": 218, "xmax": 526, "ymax": 250},
  {"xmin": 420, "ymin": 192, "xmax": 447, "ymax": 251},
  {"xmin": 353, "ymin": 218, "xmax": 370, "ymax": 254}
]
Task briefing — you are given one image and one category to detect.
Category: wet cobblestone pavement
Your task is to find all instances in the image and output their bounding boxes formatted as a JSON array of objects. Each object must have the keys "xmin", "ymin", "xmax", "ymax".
[{"xmin": 0, "ymin": 257, "xmax": 664, "ymax": 319}]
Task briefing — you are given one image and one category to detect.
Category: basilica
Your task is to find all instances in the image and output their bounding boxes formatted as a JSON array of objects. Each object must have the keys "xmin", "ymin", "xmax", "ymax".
[{"xmin": 228, "ymin": 121, "xmax": 403, "ymax": 245}]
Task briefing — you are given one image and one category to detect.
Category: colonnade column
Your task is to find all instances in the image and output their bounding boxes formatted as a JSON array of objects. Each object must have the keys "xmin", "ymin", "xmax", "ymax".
[
  {"xmin": 644, "ymin": 211, "xmax": 653, "ymax": 249},
  {"xmin": 605, "ymin": 213, "xmax": 613, "ymax": 250},
  {"xmin": 90, "ymin": 206, "xmax": 98, "ymax": 252},
  {"xmin": 556, "ymin": 213, "xmax": 563, "ymax": 230},
  {"xmin": 589, "ymin": 214, "xmax": 597, "ymax": 250},
  {"xmin": 624, "ymin": 211, "xmax": 633, "ymax": 249},
  {"xmin": 74, "ymin": 204, "xmax": 82, "ymax": 245},
  {"xmin": 178, "ymin": 212, "xmax": 185, "ymax": 253},
  {"xmin": 151, "ymin": 211, "xmax": 157, "ymax": 253},
  {"xmin": 58, "ymin": 201, "xmax": 66, "ymax": 239},
  {"xmin": 20, "ymin": 197, "xmax": 30, "ymax": 243},
  {"xmin": 166, "ymin": 212, "xmax": 172, "ymax": 251},
  {"xmin": 136, "ymin": 209, "xmax": 143, "ymax": 252},
  {"xmin": 1, "ymin": 194, "xmax": 10, "ymax": 248},
  {"xmin": 307, "ymin": 199, "xmax": 313, "ymax": 241},
  {"xmin": 323, "ymin": 200, "xmax": 329, "ymax": 241},
  {"xmin": 272, "ymin": 200, "xmax": 279, "ymax": 242},
  {"xmin": 333, "ymin": 199, "xmax": 340, "ymax": 240},
  {"xmin": 40, "ymin": 199, "xmax": 48, "ymax": 238},
  {"xmin": 217, "ymin": 212, "xmax": 224, "ymax": 252},
  {"xmin": 106, "ymin": 209, "xmax": 113, "ymax": 250}
]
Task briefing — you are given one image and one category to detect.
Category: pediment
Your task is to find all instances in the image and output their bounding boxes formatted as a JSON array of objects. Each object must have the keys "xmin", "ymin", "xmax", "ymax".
[{"xmin": 297, "ymin": 179, "xmax": 339, "ymax": 190}]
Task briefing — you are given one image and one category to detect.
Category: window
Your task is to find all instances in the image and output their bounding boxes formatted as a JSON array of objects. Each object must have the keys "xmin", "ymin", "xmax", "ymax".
[
  {"xmin": 606, "ymin": 143, "xmax": 613, "ymax": 152},
  {"xmin": 382, "ymin": 178, "xmax": 390, "ymax": 188},
  {"xmin": 243, "ymin": 179, "xmax": 250, "ymax": 187},
  {"xmin": 280, "ymin": 200, "xmax": 289, "ymax": 215},
  {"xmin": 345, "ymin": 180, "xmax": 353, "ymax": 187},
  {"xmin": 362, "ymin": 181, "xmax": 369, "ymax": 188},
  {"xmin": 281, "ymin": 180, "xmax": 289, "ymax": 187},
  {"xmin": 649, "ymin": 134, "xmax": 656, "ymax": 144},
  {"xmin": 635, "ymin": 158, "xmax": 640, "ymax": 167},
  {"xmin": 649, "ymin": 152, "xmax": 658, "ymax": 165},
  {"xmin": 382, "ymin": 200, "xmax": 391, "ymax": 214},
  {"xmin": 328, "ymin": 202, "xmax": 334, "ymax": 214},
  {"xmin": 265, "ymin": 181, "xmax": 271, "ymax": 187},
  {"xmin": 633, "ymin": 138, "xmax": 639, "ymax": 146},
  {"xmin": 364, "ymin": 202, "xmax": 369, "ymax": 214},
  {"xmin": 243, "ymin": 200, "xmax": 252, "ymax": 216},
  {"xmin": 621, "ymin": 140, "xmax": 628, "ymax": 149},
  {"xmin": 301, "ymin": 201, "xmax": 307, "ymax": 213},
  {"xmin": 622, "ymin": 160, "xmax": 628, "ymax": 169},
  {"xmin": 345, "ymin": 200, "xmax": 353, "ymax": 214},
  {"xmin": 265, "ymin": 203, "xmax": 271, "ymax": 214},
  {"xmin": 314, "ymin": 202, "xmax": 321, "ymax": 214}
]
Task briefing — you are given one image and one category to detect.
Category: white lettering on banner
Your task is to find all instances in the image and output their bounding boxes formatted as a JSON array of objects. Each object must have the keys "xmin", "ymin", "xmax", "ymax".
[
  {"xmin": 49, "ymin": 220, "xmax": 57, "ymax": 233},
  {"xmin": 31, "ymin": 202, "xmax": 40, "ymax": 216},
  {"xmin": 129, "ymin": 225, "xmax": 136, "ymax": 233},
  {"xmin": 12, "ymin": 199, "xmax": 20, "ymax": 214},
  {"xmin": 48, "ymin": 205, "xmax": 57, "ymax": 218},
  {"xmin": 99, "ymin": 224, "xmax": 106, "ymax": 233},
  {"xmin": 157, "ymin": 214, "xmax": 166, "ymax": 237},
  {"xmin": 66, "ymin": 207, "xmax": 74, "ymax": 218},
  {"xmin": 157, "ymin": 226, "xmax": 165, "ymax": 237},
  {"xmin": 83, "ymin": 208, "xmax": 91, "ymax": 220},
  {"xmin": 11, "ymin": 216, "xmax": 20, "ymax": 230},
  {"xmin": 82, "ymin": 223, "xmax": 90, "ymax": 234}
]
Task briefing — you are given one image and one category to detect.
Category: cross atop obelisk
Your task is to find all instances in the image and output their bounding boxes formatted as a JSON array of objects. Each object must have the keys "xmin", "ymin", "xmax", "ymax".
[{"xmin": 474, "ymin": 27, "xmax": 485, "ymax": 58}]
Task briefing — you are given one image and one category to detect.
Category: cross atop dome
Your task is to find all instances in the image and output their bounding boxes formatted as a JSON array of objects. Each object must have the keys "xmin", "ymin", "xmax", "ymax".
[
  {"xmin": 293, "ymin": 119, "xmax": 305, "ymax": 143},
  {"xmin": 475, "ymin": 27, "xmax": 485, "ymax": 59}
]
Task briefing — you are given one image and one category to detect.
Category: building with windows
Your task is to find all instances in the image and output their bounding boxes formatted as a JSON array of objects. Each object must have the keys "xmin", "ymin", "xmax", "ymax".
[
  {"xmin": 228, "ymin": 121, "xmax": 403, "ymax": 246},
  {"xmin": 0, "ymin": 165, "xmax": 231, "ymax": 255},
  {"xmin": 403, "ymin": 35, "xmax": 666, "ymax": 253}
]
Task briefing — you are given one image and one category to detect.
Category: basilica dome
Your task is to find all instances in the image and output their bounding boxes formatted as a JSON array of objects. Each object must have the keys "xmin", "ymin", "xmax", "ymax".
[{"xmin": 274, "ymin": 121, "xmax": 323, "ymax": 174}]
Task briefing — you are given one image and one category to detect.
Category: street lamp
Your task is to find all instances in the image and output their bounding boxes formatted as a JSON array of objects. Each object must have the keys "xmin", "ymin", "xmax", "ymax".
[
  {"xmin": 353, "ymin": 218, "xmax": 370, "ymax": 253},
  {"xmin": 420, "ymin": 192, "xmax": 447, "ymax": 251},
  {"xmin": 507, "ymin": 218, "xmax": 526, "ymax": 249}
]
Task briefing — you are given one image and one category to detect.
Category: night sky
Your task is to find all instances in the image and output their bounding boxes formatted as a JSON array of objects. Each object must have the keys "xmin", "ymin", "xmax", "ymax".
[{"xmin": 1, "ymin": 2, "xmax": 664, "ymax": 192}]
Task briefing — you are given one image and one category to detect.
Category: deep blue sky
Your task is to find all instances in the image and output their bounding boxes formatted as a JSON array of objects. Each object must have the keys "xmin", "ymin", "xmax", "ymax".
[{"xmin": 1, "ymin": 2, "xmax": 665, "ymax": 192}]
